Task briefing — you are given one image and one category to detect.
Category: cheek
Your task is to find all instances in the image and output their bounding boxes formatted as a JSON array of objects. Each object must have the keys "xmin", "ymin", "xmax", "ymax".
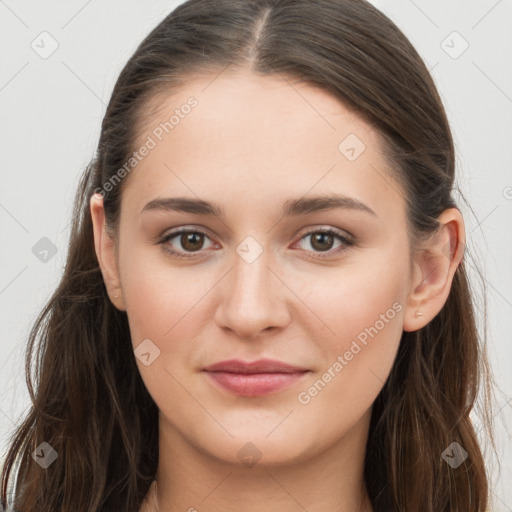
[
  {"xmin": 307, "ymin": 248, "xmax": 407, "ymax": 345},
  {"xmin": 294, "ymin": 272, "xmax": 405, "ymax": 444},
  {"xmin": 118, "ymin": 248, "xmax": 208, "ymax": 402},
  {"xmin": 119, "ymin": 243, "xmax": 202, "ymax": 343},
  {"xmin": 296, "ymin": 248, "xmax": 407, "ymax": 401}
]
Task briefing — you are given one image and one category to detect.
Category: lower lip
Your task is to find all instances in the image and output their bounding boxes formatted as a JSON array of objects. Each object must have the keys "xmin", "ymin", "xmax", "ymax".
[{"xmin": 204, "ymin": 371, "xmax": 308, "ymax": 396}]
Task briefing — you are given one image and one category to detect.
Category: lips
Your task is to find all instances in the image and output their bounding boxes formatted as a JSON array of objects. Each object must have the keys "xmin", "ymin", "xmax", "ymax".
[
  {"xmin": 202, "ymin": 358, "xmax": 310, "ymax": 396},
  {"xmin": 203, "ymin": 358, "xmax": 308, "ymax": 374}
]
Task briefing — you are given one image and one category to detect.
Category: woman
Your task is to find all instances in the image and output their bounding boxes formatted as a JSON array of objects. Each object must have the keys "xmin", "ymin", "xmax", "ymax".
[{"xmin": 0, "ymin": 0, "xmax": 495, "ymax": 510}]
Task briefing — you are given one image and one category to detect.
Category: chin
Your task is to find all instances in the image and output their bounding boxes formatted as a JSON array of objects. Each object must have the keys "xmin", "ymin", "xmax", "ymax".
[{"xmin": 188, "ymin": 427, "xmax": 323, "ymax": 469}]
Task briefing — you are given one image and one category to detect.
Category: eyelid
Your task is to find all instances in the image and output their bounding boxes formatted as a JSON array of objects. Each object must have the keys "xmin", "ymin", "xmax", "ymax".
[
  {"xmin": 158, "ymin": 225, "xmax": 215, "ymax": 242},
  {"xmin": 298, "ymin": 225, "xmax": 354, "ymax": 243}
]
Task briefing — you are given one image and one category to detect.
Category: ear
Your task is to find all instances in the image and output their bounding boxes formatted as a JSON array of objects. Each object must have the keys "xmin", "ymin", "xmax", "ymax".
[
  {"xmin": 403, "ymin": 208, "xmax": 465, "ymax": 332},
  {"xmin": 90, "ymin": 193, "xmax": 126, "ymax": 311}
]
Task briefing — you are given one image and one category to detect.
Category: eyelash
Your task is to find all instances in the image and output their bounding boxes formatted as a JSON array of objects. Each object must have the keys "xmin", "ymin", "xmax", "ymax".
[{"xmin": 157, "ymin": 227, "xmax": 354, "ymax": 260}]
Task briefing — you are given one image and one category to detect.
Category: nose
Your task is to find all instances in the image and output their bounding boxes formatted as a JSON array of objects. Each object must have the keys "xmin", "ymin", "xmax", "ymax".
[{"xmin": 213, "ymin": 242, "xmax": 291, "ymax": 341}]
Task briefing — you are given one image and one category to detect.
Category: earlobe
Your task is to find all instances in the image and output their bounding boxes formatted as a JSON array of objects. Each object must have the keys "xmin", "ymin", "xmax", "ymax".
[
  {"xmin": 403, "ymin": 208, "xmax": 465, "ymax": 332},
  {"xmin": 89, "ymin": 193, "xmax": 126, "ymax": 311}
]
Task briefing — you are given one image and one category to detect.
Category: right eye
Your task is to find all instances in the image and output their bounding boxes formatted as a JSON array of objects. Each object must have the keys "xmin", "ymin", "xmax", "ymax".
[{"xmin": 158, "ymin": 228, "xmax": 216, "ymax": 259}]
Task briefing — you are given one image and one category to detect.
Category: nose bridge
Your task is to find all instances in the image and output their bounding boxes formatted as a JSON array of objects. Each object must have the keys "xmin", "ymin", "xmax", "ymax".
[
  {"xmin": 231, "ymin": 234, "xmax": 278, "ymax": 308},
  {"xmin": 214, "ymin": 233, "xmax": 289, "ymax": 337},
  {"xmin": 233, "ymin": 236, "xmax": 273, "ymax": 298}
]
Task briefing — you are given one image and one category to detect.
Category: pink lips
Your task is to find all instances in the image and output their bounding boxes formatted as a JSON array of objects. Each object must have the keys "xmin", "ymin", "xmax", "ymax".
[{"xmin": 202, "ymin": 358, "xmax": 309, "ymax": 396}]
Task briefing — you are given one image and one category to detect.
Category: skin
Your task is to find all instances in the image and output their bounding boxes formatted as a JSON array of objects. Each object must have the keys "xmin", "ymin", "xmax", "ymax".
[{"xmin": 90, "ymin": 70, "xmax": 465, "ymax": 512}]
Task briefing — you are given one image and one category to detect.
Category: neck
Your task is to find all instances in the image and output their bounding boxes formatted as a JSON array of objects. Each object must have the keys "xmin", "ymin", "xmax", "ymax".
[{"xmin": 150, "ymin": 409, "xmax": 374, "ymax": 512}]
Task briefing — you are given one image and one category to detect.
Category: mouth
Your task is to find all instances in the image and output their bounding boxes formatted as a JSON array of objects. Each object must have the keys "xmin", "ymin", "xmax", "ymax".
[{"xmin": 202, "ymin": 358, "xmax": 310, "ymax": 396}]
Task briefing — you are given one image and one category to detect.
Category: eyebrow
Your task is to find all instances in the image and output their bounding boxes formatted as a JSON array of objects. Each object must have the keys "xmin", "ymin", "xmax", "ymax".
[{"xmin": 141, "ymin": 194, "xmax": 377, "ymax": 219}]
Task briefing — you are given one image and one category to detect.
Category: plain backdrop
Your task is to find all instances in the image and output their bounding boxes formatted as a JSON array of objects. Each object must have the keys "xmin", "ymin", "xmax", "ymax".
[{"xmin": 1, "ymin": 0, "xmax": 511, "ymax": 510}]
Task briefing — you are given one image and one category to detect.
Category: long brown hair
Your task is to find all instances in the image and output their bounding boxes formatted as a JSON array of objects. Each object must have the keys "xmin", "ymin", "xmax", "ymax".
[{"xmin": 1, "ymin": 0, "xmax": 495, "ymax": 510}]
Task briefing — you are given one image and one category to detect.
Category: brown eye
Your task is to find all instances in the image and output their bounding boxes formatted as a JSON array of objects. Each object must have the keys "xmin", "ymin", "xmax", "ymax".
[
  {"xmin": 159, "ymin": 228, "xmax": 215, "ymax": 259},
  {"xmin": 309, "ymin": 232, "xmax": 335, "ymax": 252},
  {"xmin": 295, "ymin": 228, "xmax": 354, "ymax": 258},
  {"xmin": 180, "ymin": 232, "xmax": 205, "ymax": 252}
]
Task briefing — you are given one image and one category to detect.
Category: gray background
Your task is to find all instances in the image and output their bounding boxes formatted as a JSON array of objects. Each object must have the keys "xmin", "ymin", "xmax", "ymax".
[{"xmin": 1, "ymin": 0, "xmax": 511, "ymax": 509}]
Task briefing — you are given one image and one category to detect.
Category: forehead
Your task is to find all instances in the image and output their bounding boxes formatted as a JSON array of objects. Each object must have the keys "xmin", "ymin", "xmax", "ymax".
[
  {"xmin": 138, "ymin": 71, "xmax": 376, "ymax": 151},
  {"xmin": 122, "ymin": 71, "xmax": 405, "ymax": 222}
]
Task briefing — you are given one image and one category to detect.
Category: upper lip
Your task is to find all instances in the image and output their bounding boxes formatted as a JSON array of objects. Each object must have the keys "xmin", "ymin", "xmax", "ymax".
[{"xmin": 203, "ymin": 358, "xmax": 309, "ymax": 374}]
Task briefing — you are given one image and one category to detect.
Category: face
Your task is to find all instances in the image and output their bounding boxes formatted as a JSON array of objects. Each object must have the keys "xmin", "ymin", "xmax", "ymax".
[{"xmin": 100, "ymin": 71, "xmax": 417, "ymax": 465}]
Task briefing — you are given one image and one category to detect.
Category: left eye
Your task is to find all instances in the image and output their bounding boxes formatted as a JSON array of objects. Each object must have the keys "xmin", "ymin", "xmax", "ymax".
[
  {"xmin": 158, "ymin": 227, "xmax": 353, "ymax": 259},
  {"xmin": 293, "ymin": 228, "xmax": 353, "ymax": 257}
]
